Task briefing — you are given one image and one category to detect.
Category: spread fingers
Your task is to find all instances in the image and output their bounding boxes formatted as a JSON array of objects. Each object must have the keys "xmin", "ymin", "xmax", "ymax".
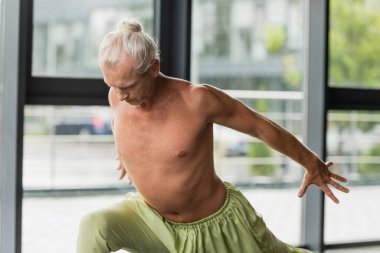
[
  {"xmin": 321, "ymin": 185, "xmax": 339, "ymax": 204},
  {"xmin": 329, "ymin": 179, "xmax": 349, "ymax": 193},
  {"xmin": 329, "ymin": 172, "xmax": 348, "ymax": 183}
]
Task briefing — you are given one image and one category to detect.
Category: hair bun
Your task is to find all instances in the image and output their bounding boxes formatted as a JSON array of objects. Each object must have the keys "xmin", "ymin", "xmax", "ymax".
[{"xmin": 118, "ymin": 19, "xmax": 142, "ymax": 33}]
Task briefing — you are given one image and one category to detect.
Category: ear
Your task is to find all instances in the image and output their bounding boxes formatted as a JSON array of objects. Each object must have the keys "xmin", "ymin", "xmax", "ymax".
[{"xmin": 150, "ymin": 59, "xmax": 160, "ymax": 78}]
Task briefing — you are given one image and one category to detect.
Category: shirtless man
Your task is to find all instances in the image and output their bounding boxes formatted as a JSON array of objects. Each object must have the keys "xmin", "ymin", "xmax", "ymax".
[{"xmin": 76, "ymin": 20, "xmax": 349, "ymax": 253}]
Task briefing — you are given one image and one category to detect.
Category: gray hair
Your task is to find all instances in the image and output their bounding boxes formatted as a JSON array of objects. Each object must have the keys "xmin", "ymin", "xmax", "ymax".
[{"xmin": 99, "ymin": 19, "xmax": 160, "ymax": 74}]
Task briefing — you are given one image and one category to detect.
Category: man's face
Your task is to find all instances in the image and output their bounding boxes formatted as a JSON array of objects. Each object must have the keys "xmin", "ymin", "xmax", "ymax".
[{"xmin": 102, "ymin": 58, "xmax": 154, "ymax": 106}]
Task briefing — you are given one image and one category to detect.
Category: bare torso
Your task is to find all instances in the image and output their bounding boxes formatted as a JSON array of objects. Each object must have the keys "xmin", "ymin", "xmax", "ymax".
[{"xmin": 110, "ymin": 76, "xmax": 226, "ymax": 222}]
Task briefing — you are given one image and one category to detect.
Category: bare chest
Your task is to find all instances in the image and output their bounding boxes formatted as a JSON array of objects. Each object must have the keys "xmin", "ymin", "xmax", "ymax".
[{"xmin": 113, "ymin": 107, "xmax": 205, "ymax": 164}]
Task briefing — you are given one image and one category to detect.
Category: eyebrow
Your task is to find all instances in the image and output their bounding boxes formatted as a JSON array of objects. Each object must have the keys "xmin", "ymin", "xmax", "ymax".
[
  {"xmin": 119, "ymin": 82, "xmax": 136, "ymax": 89},
  {"xmin": 104, "ymin": 80, "xmax": 136, "ymax": 89}
]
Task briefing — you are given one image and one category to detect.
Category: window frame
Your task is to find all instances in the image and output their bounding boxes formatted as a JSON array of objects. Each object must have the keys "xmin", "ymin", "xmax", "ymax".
[
  {"xmin": 323, "ymin": 0, "xmax": 380, "ymax": 250},
  {"xmin": 27, "ymin": 0, "xmax": 192, "ymax": 106},
  {"xmin": 0, "ymin": 0, "xmax": 26, "ymax": 251},
  {"xmin": 3, "ymin": 0, "xmax": 380, "ymax": 252}
]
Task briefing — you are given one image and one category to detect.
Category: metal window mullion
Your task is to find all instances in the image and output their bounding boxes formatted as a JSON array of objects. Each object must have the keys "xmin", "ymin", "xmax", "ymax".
[
  {"xmin": 0, "ymin": 0, "xmax": 25, "ymax": 252},
  {"xmin": 27, "ymin": 77, "xmax": 109, "ymax": 105},
  {"xmin": 27, "ymin": 0, "xmax": 192, "ymax": 106},
  {"xmin": 156, "ymin": 0, "xmax": 191, "ymax": 80},
  {"xmin": 327, "ymin": 87, "xmax": 380, "ymax": 110},
  {"xmin": 302, "ymin": 0, "xmax": 328, "ymax": 252}
]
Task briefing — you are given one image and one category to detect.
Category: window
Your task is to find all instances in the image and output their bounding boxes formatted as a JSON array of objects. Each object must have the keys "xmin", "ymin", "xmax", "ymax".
[
  {"xmin": 325, "ymin": 111, "xmax": 380, "ymax": 243},
  {"xmin": 23, "ymin": 1, "xmax": 155, "ymax": 252},
  {"xmin": 32, "ymin": 0, "xmax": 154, "ymax": 78},
  {"xmin": 191, "ymin": 0, "xmax": 305, "ymax": 245},
  {"xmin": 326, "ymin": 0, "xmax": 380, "ymax": 248},
  {"xmin": 22, "ymin": 106, "xmax": 133, "ymax": 253},
  {"xmin": 329, "ymin": 0, "xmax": 380, "ymax": 89},
  {"xmin": 23, "ymin": 106, "xmax": 124, "ymax": 190}
]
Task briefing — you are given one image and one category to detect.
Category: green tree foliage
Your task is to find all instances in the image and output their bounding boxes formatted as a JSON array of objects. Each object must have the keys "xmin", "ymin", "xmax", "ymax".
[
  {"xmin": 263, "ymin": 24, "xmax": 302, "ymax": 90},
  {"xmin": 329, "ymin": 0, "xmax": 380, "ymax": 87},
  {"xmin": 264, "ymin": 24, "xmax": 286, "ymax": 54},
  {"xmin": 359, "ymin": 143, "xmax": 380, "ymax": 177},
  {"xmin": 282, "ymin": 55, "xmax": 301, "ymax": 89},
  {"xmin": 247, "ymin": 142, "xmax": 275, "ymax": 176},
  {"xmin": 329, "ymin": 0, "xmax": 380, "ymax": 181}
]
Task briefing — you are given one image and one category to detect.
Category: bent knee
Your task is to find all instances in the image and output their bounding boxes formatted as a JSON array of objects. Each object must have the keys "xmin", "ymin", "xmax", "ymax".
[
  {"xmin": 77, "ymin": 210, "xmax": 123, "ymax": 252},
  {"xmin": 79, "ymin": 207, "xmax": 139, "ymax": 238},
  {"xmin": 78, "ymin": 208, "xmax": 142, "ymax": 251},
  {"xmin": 79, "ymin": 209, "xmax": 118, "ymax": 235}
]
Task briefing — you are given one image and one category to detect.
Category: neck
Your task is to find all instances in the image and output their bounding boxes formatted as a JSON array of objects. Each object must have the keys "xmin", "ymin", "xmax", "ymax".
[{"xmin": 139, "ymin": 73, "xmax": 166, "ymax": 110}]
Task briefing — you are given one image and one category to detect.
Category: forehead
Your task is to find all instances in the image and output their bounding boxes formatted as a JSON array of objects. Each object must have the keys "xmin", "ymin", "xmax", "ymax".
[{"xmin": 102, "ymin": 58, "xmax": 139, "ymax": 86}]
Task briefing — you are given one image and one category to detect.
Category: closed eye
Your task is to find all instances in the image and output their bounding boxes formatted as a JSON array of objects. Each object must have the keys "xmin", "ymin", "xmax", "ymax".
[
  {"xmin": 122, "ymin": 82, "xmax": 137, "ymax": 90},
  {"xmin": 105, "ymin": 81, "xmax": 138, "ymax": 90}
]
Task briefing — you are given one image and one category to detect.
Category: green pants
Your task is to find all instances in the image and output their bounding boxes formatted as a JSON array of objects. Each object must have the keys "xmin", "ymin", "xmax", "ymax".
[{"xmin": 76, "ymin": 182, "xmax": 313, "ymax": 253}]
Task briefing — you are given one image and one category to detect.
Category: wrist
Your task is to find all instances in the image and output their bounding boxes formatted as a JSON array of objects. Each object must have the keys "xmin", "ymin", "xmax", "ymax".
[{"xmin": 302, "ymin": 151, "xmax": 323, "ymax": 172}]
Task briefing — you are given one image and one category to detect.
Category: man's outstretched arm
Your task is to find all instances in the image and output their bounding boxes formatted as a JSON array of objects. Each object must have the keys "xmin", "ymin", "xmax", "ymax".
[{"xmin": 196, "ymin": 84, "xmax": 349, "ymax": 203}]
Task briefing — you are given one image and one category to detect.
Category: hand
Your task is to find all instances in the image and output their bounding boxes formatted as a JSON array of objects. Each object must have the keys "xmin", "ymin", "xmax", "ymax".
[
  {"xmin": 116, "ymin": 155, "xmax": 132, "ymax": 184},
  {"xmin": 298, "ymin": 161, "xmax": 349, "ymax": 204}
]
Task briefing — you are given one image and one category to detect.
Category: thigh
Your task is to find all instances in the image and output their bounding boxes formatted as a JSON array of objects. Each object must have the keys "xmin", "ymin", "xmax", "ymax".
[{"xmin": 85, "ymin": 199, "xmax": 170, "ymax": 253}]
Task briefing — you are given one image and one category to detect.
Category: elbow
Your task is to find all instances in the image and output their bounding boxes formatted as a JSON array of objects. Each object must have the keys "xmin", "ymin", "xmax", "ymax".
[
  {"xmin": 249, "ymin": 126, "xmax": 262, "ymax": 139},
  {"xmin": 252, "ymin": 123, "xmax": 281, "ymax": 144}
]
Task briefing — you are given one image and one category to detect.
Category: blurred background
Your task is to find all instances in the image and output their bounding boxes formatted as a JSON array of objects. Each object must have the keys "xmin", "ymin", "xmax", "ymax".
[{"xmin": 1, "ymin": 0, "xmax": 380, "ymax": 252}]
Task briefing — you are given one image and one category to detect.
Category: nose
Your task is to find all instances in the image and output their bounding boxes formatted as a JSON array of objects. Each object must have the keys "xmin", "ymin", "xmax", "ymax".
[{"xmin": 116, "ymin": 90, "xmax": 128, "ymax": 101}]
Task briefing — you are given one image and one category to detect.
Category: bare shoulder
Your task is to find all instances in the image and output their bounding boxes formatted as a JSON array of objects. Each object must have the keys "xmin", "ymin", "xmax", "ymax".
[
  {"xmin": 185, "ymin": 83, "xmax": 236, "ymax": 121},
  {"xmin": 189, "ymin": 84, "xmax": 235, "ymax": 107},
  {"xmin": 183, "ymin": 84, "xmax": 209, "ymax": 111},
  {"xmin": 187, "ymin": 84, "xmax": 218, "ymax": 104}
]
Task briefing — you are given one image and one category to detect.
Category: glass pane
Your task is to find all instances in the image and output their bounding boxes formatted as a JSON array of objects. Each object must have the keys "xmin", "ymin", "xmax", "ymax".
[
  {"xmin": 325, "ymin": 111, "xmax": 380, "ymax": 243},
  {"xmin": 23, "ymin": 105, "xmax": 131, "ymax": 253},
  {"xmin": 23, "ymin": 194, "xmax": 126, "ymax": 253},
  {"xmin": 23, "ymin": 105, "xmax": 126, "ymax": 190},
  {"xmin": 32, "ymin": 0, "xmax": 154, "ymax": 78},
  {"xmin": 329, "ymin": 0, "xmax": 380, "ymax": 88},
  {"xmin": 192, "ymin": 0, "xmax": 305, "ymax": 245}
]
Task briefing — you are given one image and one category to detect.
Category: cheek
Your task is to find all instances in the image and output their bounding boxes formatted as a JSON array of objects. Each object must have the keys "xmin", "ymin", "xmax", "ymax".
[{"xmin": 136, "ymin": 85, "xmax": 146, "ymax": 95}]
